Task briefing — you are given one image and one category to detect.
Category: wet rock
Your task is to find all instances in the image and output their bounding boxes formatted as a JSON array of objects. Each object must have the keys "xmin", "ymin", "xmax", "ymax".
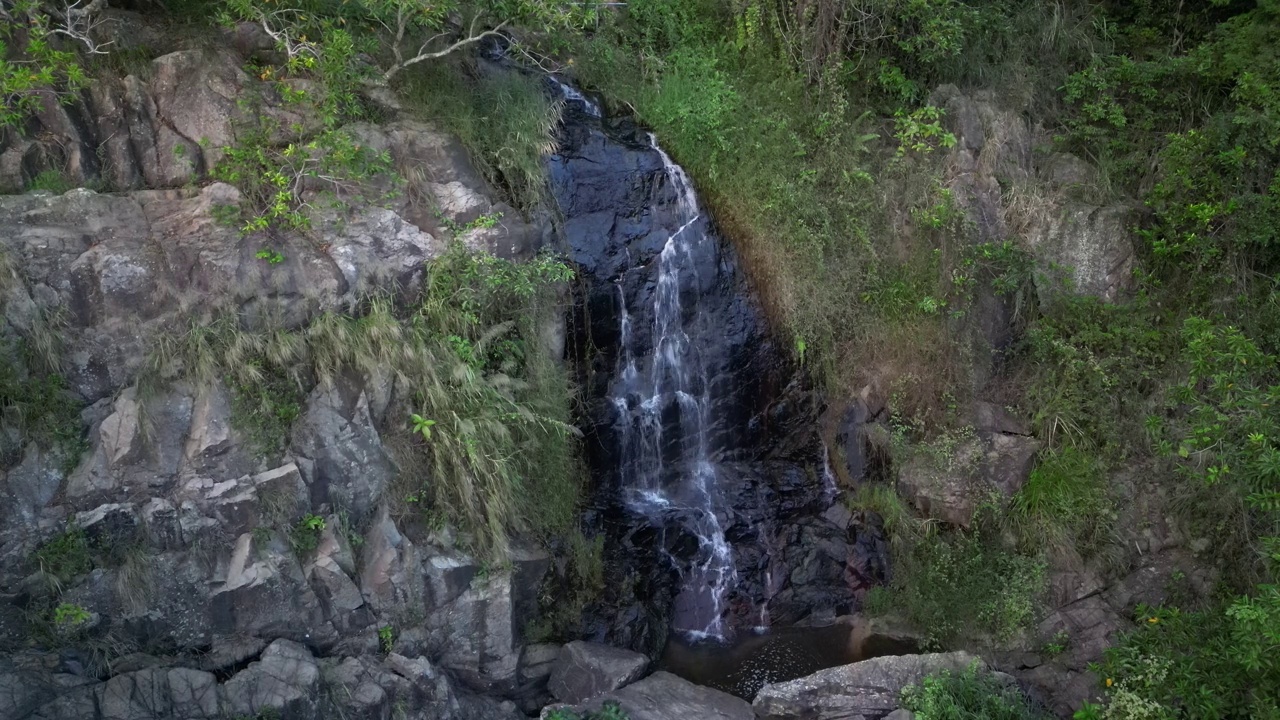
[
  {"xmin": 754, "ymin": 652, "xmax": 988, "ymax": 720},
  {"xmin": 548, "ymin": 641, "xmax": 649, "ymax": 704},
  {"xmin": 549, "ymin": 671, "xmax": 753, "ymax": 720},
  {"xmin": 220, "ymin": 639, "xmax": 319, "ymax": 720}
]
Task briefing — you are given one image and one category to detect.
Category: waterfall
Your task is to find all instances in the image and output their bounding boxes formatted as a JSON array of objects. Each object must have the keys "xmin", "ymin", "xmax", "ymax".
[
  {"xmin": 549, "ymin": 78, "xmax": 873, "ymax": 650},
  {"xmin": 608, "ymin": 134, "xmax": 738, "ymax": 640}
]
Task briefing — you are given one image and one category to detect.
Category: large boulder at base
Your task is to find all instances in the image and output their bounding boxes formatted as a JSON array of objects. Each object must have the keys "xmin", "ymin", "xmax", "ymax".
[
  {"xmin": 753, "ymin": 652, "xmax": 987, "ymax": 720},
  {"xmin": 545, "ymin": 671, "xmax": 753, "ymax": 720},
  {"xmin": 548, "ymin": 641, "xmax": 649, "ymax": 704}
]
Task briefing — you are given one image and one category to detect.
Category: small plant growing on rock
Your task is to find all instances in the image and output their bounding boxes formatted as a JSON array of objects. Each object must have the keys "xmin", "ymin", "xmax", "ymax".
[
  {"xmin": 545, "ymin": 702, "xmax": 630, "ymax": 720},
  {"xmin": 377, "ymin": 624, "xmax": 394, "ymax": 654},
  {"xmin": 290, "ymin": 513, "xmax": 326, "ymax": 553},
  {"xmin": 53, "ymin": 602, "xmax": 91, "ymax": 627}
]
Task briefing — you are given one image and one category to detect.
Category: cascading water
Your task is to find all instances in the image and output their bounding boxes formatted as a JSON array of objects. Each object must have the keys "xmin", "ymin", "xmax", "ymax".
[
  {"xmin": 549, "ymin": 77, "xmax": 891, "ymax": 666},
  {"xmin": 609, "ymin": 134, "xmax": 739, "ymax": 639}
]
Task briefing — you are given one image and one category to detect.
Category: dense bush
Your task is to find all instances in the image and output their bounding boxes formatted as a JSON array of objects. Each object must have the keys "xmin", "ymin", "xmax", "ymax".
[{"xmin": 902, "ymin": 662, "xmax": 1050, "ymax": 720}]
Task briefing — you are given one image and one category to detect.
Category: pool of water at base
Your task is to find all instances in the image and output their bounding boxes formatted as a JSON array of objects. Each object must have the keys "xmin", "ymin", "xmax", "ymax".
[{"xmin": 660, "ymin": 623, "xmax": 920, "ymax": 700}]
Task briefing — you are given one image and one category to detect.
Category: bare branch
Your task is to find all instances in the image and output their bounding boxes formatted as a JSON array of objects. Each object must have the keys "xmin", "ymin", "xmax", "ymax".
[
  {"xmin": 49, "ymin": 0, "xmax": 115, "ymax": 54},
  {"xmin": 382, "ymin": 20, "xmax": 509, "ymax": 81}
]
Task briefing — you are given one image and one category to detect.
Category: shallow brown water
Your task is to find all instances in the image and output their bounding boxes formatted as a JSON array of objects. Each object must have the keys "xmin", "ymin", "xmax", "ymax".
[{"xmin": 660, "ymin": 621, "xmax": 919, "ymax": 699}]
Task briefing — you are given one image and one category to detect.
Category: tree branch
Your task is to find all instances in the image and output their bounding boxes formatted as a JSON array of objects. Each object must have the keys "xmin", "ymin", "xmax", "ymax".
[{"xmin": 382, "ymin": 20, "xmax": 509, "ymax": 81}]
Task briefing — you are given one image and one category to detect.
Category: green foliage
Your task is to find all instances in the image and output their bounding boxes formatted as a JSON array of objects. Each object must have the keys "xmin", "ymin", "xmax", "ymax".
[
  {"xmin": 544, "ymin": 701, "xmax": 630, "ymax": 720},
  {"xmin": 902, "ymin": 662, "xmax": 1049, "ymax": 720},
  {"xmin": 1091, "ymin": 588, "xmax": 1280, "ymax": 719},
  {"xmin": 52, "ymin": 602, "xmax": 91, "ymax": 631},
  {"xmin": 893, "ymin": 106, "xmax": 957, "ymax": 157},
  {"xmin": 211, "ymin": 116, "xmax": 395, "ymax": 236},
  {"xmin": 32, "ymin": 527, "xmax": 91, "ymax": 585},
  {"xmin": 377, "ymin": 624, "xmax": 394, "ymax": 654},
  {"xmin": 1156, "ymin": 317, "xmax": 1280, "ymax": 582},
  {"xmin": 24, "ymin": 169, "xmax": 73, "ymax": 194},
  {"xmin": 867, "ymin": 514, "xmax": 1046, "ymax": 648},
  {"xmin": 148, "ymin": 244, "xmax": 578, "ymax": 560},
  {"xmin": 227, "ymin": 358, "xmax": 303, "ymax": 459},
  {"xmin": 1021, "ymin": 296, "xmax": 1168, "ymax": 453},
  {"xmin": 1060, "ymin": 0, "xmax": 1280, "ymax": 282},
  {"xmin": 289, "ymin": 513, "xmax": 326, "ymax": 554},
  {"xmin": 0, "ymin": 1, "xmax": 89, "ymax": 128},
  {"xmin": 0, "ymin": 337, "xmax": 86, "ymax": 470}
]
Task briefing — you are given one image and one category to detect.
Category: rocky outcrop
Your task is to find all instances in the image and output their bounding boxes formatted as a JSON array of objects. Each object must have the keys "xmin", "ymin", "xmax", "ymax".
[
  {"xmin": 548, "ymin": 641, "xmax": 649, "ymax": 704},
  {"xmin": 546, "ymin": 671, "xmax": 754, "ymax": 720},
  {"xmin": 754, "ymin": 652, "xmax": 998, "ymax": 720},
  {"xmin": 1, "ymin": 640, "xmax": 524, "ymax": 720},
  {"xmin": 895, "ymin": 404, "xmax": 1039, "ymax": 528},
  {"xmin": 0, "ymin": 23, "xmax": 563, "ymax": 720},
  {"xmin": 1029, "ymin": 203, "xmax": 1138, "ymax": 306},
  {"xmin": 931, "ymin": 84, "xmax": 1136, "ymax": 310}
]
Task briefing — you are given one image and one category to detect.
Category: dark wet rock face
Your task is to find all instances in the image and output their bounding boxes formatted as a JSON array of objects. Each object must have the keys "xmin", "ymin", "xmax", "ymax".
[{"xmin": 549, "ymin": 92, "xmax": 888, "ymax": 652}]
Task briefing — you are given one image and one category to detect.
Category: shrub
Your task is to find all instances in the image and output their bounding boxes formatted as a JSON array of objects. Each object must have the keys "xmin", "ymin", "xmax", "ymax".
[
  {"xmin": 902, "ymin": 662, "xmax": 1049, "ymax": 720},
  {"xmin": 867, "ymin": 516, "xmax": 1046, "ymax": 648},
  {"xmin": 1091, "ymin": 588, "xmax": 1280, "ymax": 719}
]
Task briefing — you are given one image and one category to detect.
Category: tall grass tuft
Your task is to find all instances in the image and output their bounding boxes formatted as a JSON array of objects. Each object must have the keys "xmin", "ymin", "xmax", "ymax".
[
  {"xmin": 399, "ymin": 61, "xmax": 563, "ymax": 214},
  {"xmin": 144, "ymin": 243, "xmax": 581, "ymax": 560}
]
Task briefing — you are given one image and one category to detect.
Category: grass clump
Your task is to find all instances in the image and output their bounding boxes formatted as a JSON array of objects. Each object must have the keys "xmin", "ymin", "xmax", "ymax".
[
  {"xmin": 31, "ymin": 526, "xmax": 92, "ymax": 587},
  {"xmin": 861, "ymin": 506, "xmax": 1046, "ymax": 649},
  {"xmin": 902, "ymin": 662, "xmax": 1049, "ymax": 720},
  {"xmin": 1007, "ymin": 447, "xmax": 1117, "ymax": 561},
  {"xmin": 544, "ymin": 702, "xmax": 629, "ymax": 720},
  {"xmin": 401, "ymin": 63, "xmax": 562, "ymax": 214},
  {"xmin": 147, "ymin": 243, "xmax": 580, "ymax": 560},
  {"xmin": 24, "ymin": 170, "xmax": 74, "ymax": 194}
]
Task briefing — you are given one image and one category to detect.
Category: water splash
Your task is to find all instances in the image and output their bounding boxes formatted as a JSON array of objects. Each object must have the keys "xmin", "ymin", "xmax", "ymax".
[
  {"xmin": 608, "ymin": 134, "xmax": 738, "ymax": 640},
  {"xmin": 820, "ymin": 442, "xmax": 839, "ymax": 506},
  {"xmin": 553, "ymin": 78, "xmax": 602, "ymax": 117}
]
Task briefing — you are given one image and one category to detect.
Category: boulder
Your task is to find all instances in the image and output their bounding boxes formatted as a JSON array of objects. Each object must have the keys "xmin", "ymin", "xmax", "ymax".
[
  {"xmin": 753, "ymin": 652, "xmax": 986, "ymax": 720},
  {"xmin": 548, "ymin": 671, "xmax": 753, "ymax": 720},
  {"xmin": 358, "ymin": 507, "xmax": 424, "ymax": 618},
  {"xmin": 208, "ymin": 533, "xmax": 337, "ymax": 647},
  {"xmin": 424, "ymin": 544, "xmax": 548, "ymax": 694},
  {"xmin": 220, "ymin": 639, "xmax": 319, "ymax": 720},
  {"xmin": 983, "ymin": 433, "xmax": 1041, "ymax": 497},
  {"xmin": 896, "ymin": 439, "xmax": 984, "ymax": 528},
  {"xmin": 548, "ymin": 641, "xmax": 650, "ymax": 704},
  {"xmin": 97, "ymin": 667, "xmax": 220, "ymax": 720},
  {"xmin": 1030, "ymin": 203, "xmax": 1137, "ymax": 306},
  {"xmin": 291, "ymin": 377, "xmax": 395, "ymax": 523}
]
